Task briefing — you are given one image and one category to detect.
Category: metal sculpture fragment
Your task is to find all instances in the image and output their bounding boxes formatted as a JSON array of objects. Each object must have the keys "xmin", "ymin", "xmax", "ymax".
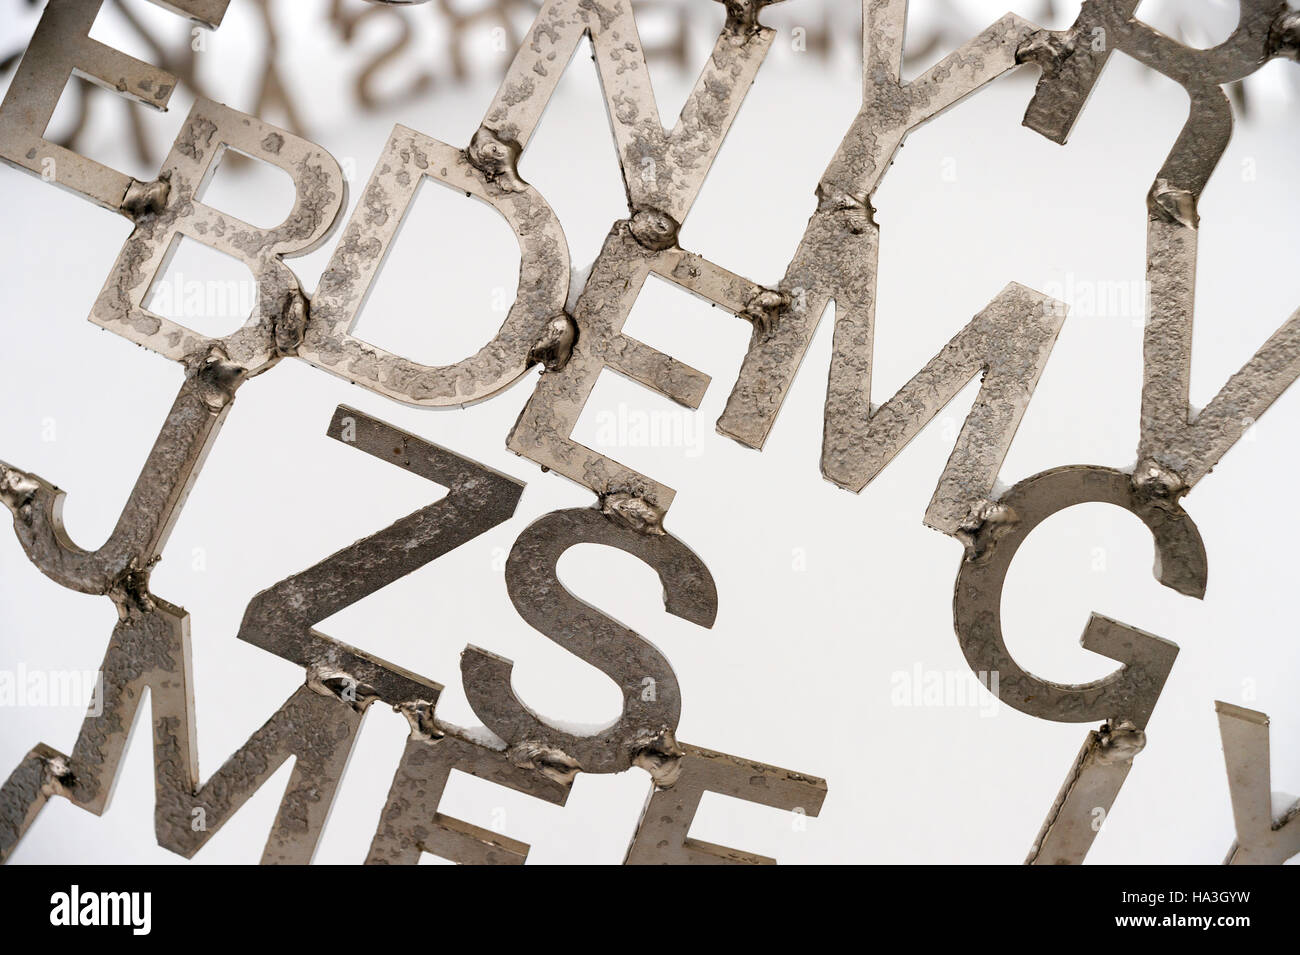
[
  {"xmin": 92, "ymin": 97, "xmax": 345, "ymax": 371},
  {"xmin": 236, "ymin": 405, "xmax": 525, "ymax": 704},
  {"xmin": 0, "ymin": 350, "xmax": 238, "ymax": 601},
  {"xmin": 953, "ymin": 465, "xmax": 1206, "ymax": 864},
  {"xmin": 0, "ymin": 0, "xmax": 229, "ymax": 210},
  {"xmin": 10, "ymin": 1, "xmax": 1284, "ymax": 181},
  {"xmin": 624, "ymin": 744, "xmax": 827, "ymax": 865},
  {"xmin": 299, "ymin": 124, "xmax": 570, "ymax": 405},
  {"xmin": 502, "ymin": 0, "xmax": 783, "ymax": 519},
  {"xmin": 0, "ymin": 404, "xmax": 516, "ymax": 863},
  {"xmin": 1216, "ymin": 702, "xmax": 1300, "ymax": 865},
  {"xmin": 462, "ymin": 506, "xmax": 718, "ymax": 778},
  {"xmin": 1023, "ymin": 0, "xmax": 1300, "ymax": 499},
  {"xmin": 958, "ymin": 0, "xmax": 1300, "ymax": 863},
  {"xmin": 366, "ymin": 723, "xmax": 572, "ymax": 865},
  {"xmin": 0, "ymin": 0, "xmax": 835, "ymax": 866},
  {"xmin": 0, "ymin": 0, "xmax": 1297, "ymax": 864}
]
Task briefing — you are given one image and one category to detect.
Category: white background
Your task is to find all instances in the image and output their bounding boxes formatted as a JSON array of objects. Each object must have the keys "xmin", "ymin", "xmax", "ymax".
[{"xmin": 0, "ymin": 0, "xmax": 1297, "ymax": 863}]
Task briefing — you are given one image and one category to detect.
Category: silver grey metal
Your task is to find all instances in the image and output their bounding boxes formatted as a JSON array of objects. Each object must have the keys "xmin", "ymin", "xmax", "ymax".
[
  {"xmin": 462, "ymin": 506, "xmax": 718, "ymax": 778},
  {"xmin": 237, "ymin": 405, "xmax": 524, "ymax": 706},
  {"xmin": 0, "ymin": 0, "xmax": 229, "ymax": 211},
  {"xmin": 297, "ymin": 125, "xmax": 572, "ymax": 405},
  {"xmin": 0, "ymin": 404, "xmax": 523, "ymax": 863},
  {"xmin": 366, "ymin": 720, "xmax": 572, "ymax": 865},
  {"xmin": 720, "ymin": 1, "xmax": 1050, "ymax": 534},
  {"xmin": 624, "ymin": 743, "xmax": 827, "ymax": 865},
  {"xmin": 0, "ymin": 587, "xmax": 369, "ymax": 865},
  {"xmin": 953, "ymin": 464, "xmax": 1206, "ymax": 865},
  {"xmin": 501, "ymin": 0, "xmax": 781, "ymax": 519},
  {"xmin": 1025, "ymin": 719, "xmax": 1150, "ymax": 866},
  {"xmin": 822, "ymin": 282, "xmax": 1065, "ymax": 538},
  {"xmin": 1216, "ymin": 702, "xmax": 1300, "ymax": 865},
  {"xmin": 954, "ymin": 465, "xmax": 1206, "ymax": 727},
  {"xmin": 1, "ymin": 348, "xmax": 239, "ymax": 603},
  {"xmin": 90, "ymin": 97, "xmax": 346, "ymax": 374},
  {"xmin": 971, "ymin": 0, "xmax": 1299, "ymax": 865},
  {"xmin": 2, "ymin": 0, "xmax": 1298, "ymax": 864},
  {"xmin": 1023, "ymin": 0, "xmax": 1300, "ymax": 501},
  {"xmin": 0, "ymin": 0, "xmax": 832, "ymax": 866}
]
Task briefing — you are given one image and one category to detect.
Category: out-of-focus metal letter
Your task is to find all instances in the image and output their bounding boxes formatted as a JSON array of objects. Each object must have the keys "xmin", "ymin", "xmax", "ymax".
[{"xmin": 0, "ymin": 0, "xmax": 228, "ymax": 210}]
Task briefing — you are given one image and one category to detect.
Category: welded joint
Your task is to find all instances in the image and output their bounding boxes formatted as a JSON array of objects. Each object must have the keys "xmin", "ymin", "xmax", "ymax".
[
  {"xmin": 466, "ymin": 126, "xmax": 526, "ymax": 193},
  {"xmin": 599, "ymin": 491, "xmax": 666, "ymax": 536},
  {"xmin": 1095, "ymin": 720, "xmax": 1146, "ymax": 766},
  {"xmin": 1131, "ymin": 458, "xmax": 1188, "ymax": 510},
  {"xmin": 817, "ymin": 189, "xmax": 877, "ymax": 235},
  {"xmin": 628, "ymin": 207, "xmax": 680, "ymax": 252},
  {"xmin": 274, "ymin": 287, "xmax": 309, "ymax": 357},
  {"xmin": 1270, "ymin": 9, "xmax": 1300, "ymax": 62},
  {"xmin": 630, "ymin": 728, "xmax": 684, "ymax": 787},
  {"xmin": 529, "ymin": 312, "xmax": 577, "ymax": 373},
  {"xmin": 35, "ymin": 747, "xmax": 75, "ymax": 799},
  {"xmin": 743, "ymin": 288, "xmax": 790, "ymax": 338},
  {"xmin": 188, "ymin": 345, "xmax": 247, "ymax": 412},
  {"xmin": 1015, "ymin": 28, "xmax": 1076, "ymax": 70},
  {"xmin": 0, "ymin": 463, "xmax": 40, "ymax": 520},
  {"xmin": 307, "ymin": 665, "xmax": 380, "ymax": 712},
  {"xmin": 1147, "ymin": 178, "xmax": 1199, "ymax": 229},
  {"xmin": 397, "ymin": 700, "xmax": 444, "ymax": 742},
  {"xmin": 718, "ymin": 0, "xmax": 775, "ymax": 37},
  {"xmin": 108, "ymin": 558, "xmax": 157, "ymax": 619},
  {"xmin": 120, "ymin": 175, "xmax": 171, "ymax": 219},
  {"xmin": 955, "ymin": 499, "xmax": 1019, "ymax": 563},
  {"xmin": 507, "ymin": 741, "xmax": 581, "ymax": 785}
]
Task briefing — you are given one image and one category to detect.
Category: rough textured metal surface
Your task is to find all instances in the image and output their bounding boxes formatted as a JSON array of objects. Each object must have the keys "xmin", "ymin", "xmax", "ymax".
[
  {"xmin": 952, "ymin": 465, "xmax": 1205, "ymax": 864},
  {"xmin": 0, "ymin": 0, "xmax": 228, "ymax": 211},
  {"xmin": 90, "ymin": 97, "xmax": 345, "ymax": 373},
  {"xmin": 239, "ymin": 405, "xmax": 524, "ymax": 707},
  {"xmin": 720, "ymin": 2, "xmax": 1041, "ymax": 475},
  {"xmin": 509, "ymin": 227, "xmax": 767, "ymax": 515},
  {"xmin": 15, "ymin": 1, "xmax": 1284, "ymax": 187},
  {"xmin": 298, "ymin": 125, "xmax": 571, "ymax": 405},
  {"xmin": 0, "ymin": 404, "xmax": 522, "ymax": 863},
  {"xmin": 462, "ymin": 506, "xmax": 718, "ymax": 776},
  {"xmin": 0, "ymin": 0, "xmax": 828, "ymax": 865},
  {"xmin": 366, "ymin": 725, "xmax": 571, "ymax": 865},
  {"xmin": 977, "ymin": 0, "xmax": 1298, "ymax": 865},
  {"xmin": 624, "ymin": 743, "xmax": 827, "ymax": 865},
  {"xmin": 501, "ymin": 1, "xmax": 779, "ymax": 517},
  {"xmin": 2, "ymin": 0, "xmax": 1298, "ymax": 864},
  {"xmin": 1024, "ymin": 0, "xmax": 1300, "ymax": 498},
  {"xmin": 477, "ymin": 0, "xmax": 776, "ymax": 224},
  {"xmin": 823, "ymin": 282, "xmax": 1065, "ymax": 537},
  {"xmin": 0, "ymin": 594, "xmax": 366, "ymax": 865},
  {"xmin": 1216, "ymin": 702, "xmax": 1300, "ymax": 865},
  {"xmin": 954, "ymin": 465, "xmax": 1206, "ymax": 727},
  {"xmin": 1, "ymin": 350, "xmax": 238, "ymax": 601}
]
